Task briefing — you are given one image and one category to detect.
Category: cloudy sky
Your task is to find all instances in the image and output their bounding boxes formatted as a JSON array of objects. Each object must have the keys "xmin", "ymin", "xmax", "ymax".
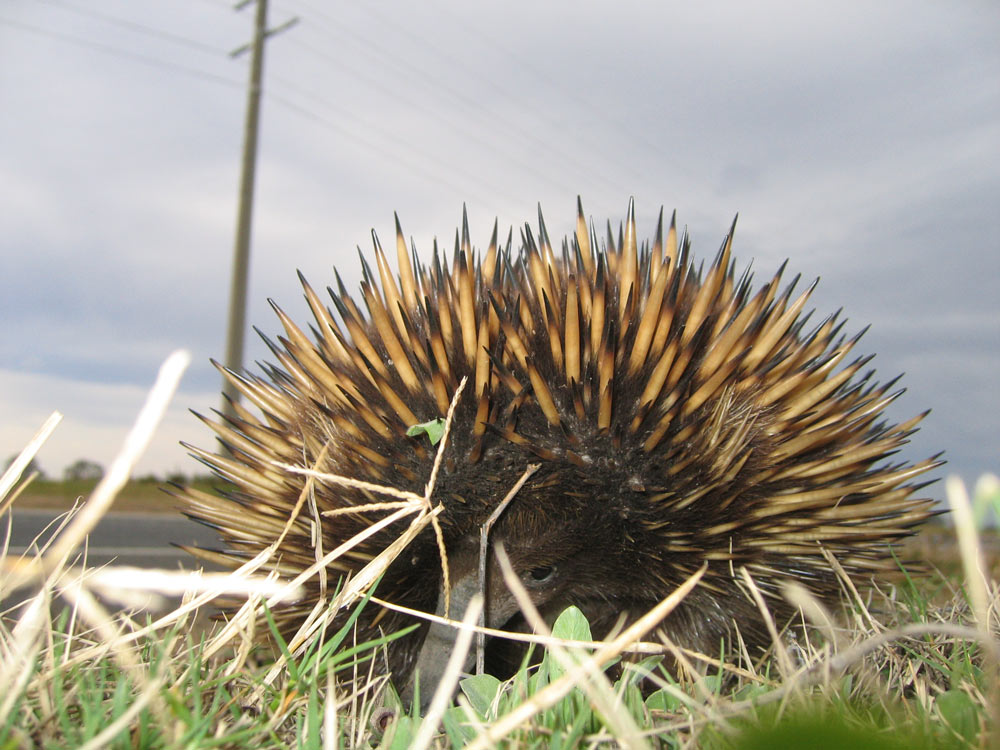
[{"xmin": 1, "ymin": 0, "xmax": 997, "ymax": 497}]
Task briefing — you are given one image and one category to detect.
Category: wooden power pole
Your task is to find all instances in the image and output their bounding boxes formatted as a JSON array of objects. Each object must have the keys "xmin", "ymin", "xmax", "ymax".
[{"xmin": 221, "ymin": 0, "xmax": 296, "ymax": 423}]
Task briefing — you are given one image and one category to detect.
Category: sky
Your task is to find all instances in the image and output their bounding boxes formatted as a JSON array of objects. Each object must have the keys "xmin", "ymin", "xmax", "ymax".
[{"xmin": 1, "ymin": 0, "xmax": 997, "ymax": 500}]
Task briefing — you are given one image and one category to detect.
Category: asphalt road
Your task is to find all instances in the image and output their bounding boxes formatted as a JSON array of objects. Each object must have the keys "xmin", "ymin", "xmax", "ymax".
[{"xmin": 3, "ymin": 508, "xmax": 222, "ymax": 570}]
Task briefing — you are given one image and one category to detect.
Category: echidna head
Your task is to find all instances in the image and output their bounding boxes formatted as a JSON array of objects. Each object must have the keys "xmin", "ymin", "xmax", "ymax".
[
  {"xmin": 403, "ymin": 459, "xmax": 659, "ymax": 692},
  {"xmin": 179, "ymin": 198, "xmax": 939, "ymax": 706}
]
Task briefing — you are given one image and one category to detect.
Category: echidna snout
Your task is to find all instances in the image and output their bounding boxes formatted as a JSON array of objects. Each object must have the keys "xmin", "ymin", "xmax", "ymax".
[{"xmin": 179, "ymin": 198, "xmax": 940, "ymax": 703}]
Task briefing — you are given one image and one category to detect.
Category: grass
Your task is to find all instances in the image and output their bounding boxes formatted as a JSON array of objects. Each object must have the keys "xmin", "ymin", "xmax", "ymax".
[
  {"xmin": 14, "ymin": 476, "xmax": 220, "ymax": 515},
  {"xmin": 1, "ymin": 350, "xmax": 997, "ymax": 749}
]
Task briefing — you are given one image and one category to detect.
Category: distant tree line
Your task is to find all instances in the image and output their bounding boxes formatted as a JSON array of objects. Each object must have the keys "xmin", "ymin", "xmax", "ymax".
[
  {"xmin": 63, "ymin": 459, "xmax": 103, "ymax": 481},
  {"xmin": 3, "ymin": 455, "xmax": 210, "ymax": 485}
]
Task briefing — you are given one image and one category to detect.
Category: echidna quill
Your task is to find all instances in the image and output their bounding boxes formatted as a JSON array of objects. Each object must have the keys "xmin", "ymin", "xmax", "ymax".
[{"xmin": 178, "ymin": 198, "xmax": 940, "ymax": 701}]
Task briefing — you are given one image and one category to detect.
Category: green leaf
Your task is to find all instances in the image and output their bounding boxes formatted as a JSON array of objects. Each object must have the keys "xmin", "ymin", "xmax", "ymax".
[
  {"xmin": 442, "ymin": 706, "xmax": 476, "ymax": 745},
  {"xmin": 541, "ymin": 607, "xmax": 593, "ymax": 682},
  {"xmin": 936, "ymin": 689, "xmax": 978, "ymax": 742},
  {"xmin": 645, "ymin": 688, "xmax": 682, "ymax": 712},
  {"xmin": 460, "ymin": 673, "xmax": 502, "ymax": 719},
  {"xmin": 551, "ymin": 606, "xmax": 592, "ymax": 641},
  {"xmin": 385, "ymin": 715, "xmax": 418, "ymax": 750},
  {"xmin": 406, "ymin": 418, "xmax": 446, "ymax": 445}
]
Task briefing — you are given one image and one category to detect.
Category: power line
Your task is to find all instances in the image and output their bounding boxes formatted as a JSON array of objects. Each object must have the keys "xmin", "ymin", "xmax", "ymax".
[
  {"xmin": 0, "ymin": 16, "xmax": 242, "ymax": 90},
  {"xmin": 265, "ymin": 90, "xmax": 504, "ymax": 208},
  {"xmin": 35, "ymin": 0, "xmax": 222, "ymax": 56},
  {"xmin": 422, "ymin": 0, "xmax": 700, "ymax": 191},
  {"xmin": 275, "ymin": 0, "xmax": 633, "ymax": 199},
  {"xmin": 311, "ymin": 1, "xmax": 631, "ymax": 195},
  {"xmin": 278, "ymin": 38, "xmax": 575, "ymax": 198},
  {"xmin": 0, "ymin": 9, "xmax": 519, "ymax": 218}
]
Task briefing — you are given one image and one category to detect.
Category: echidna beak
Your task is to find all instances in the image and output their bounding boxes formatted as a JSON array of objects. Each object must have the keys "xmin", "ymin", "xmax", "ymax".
[
  {"xmin": 403, "ymin": 570, "xmax": 478, "ymax": 712},
  {"xmin": 403, "ymin": 561, "xmax": 524, "ymax": 713}
]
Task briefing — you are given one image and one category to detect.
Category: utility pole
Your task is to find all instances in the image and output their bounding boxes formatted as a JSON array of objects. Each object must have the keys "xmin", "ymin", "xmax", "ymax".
[{"xmin": 221, "ymin": 0, "xmax": 297, "ymax": 423}]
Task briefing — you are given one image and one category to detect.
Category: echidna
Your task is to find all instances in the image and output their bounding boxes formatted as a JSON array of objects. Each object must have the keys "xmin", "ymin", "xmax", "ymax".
[{"xmin": 179, "ymin": 198, "xmax": 940, "ymax": 696}]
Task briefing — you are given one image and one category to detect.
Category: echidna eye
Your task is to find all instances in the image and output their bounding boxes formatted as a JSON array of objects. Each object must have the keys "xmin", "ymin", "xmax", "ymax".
[{"xmin": 527, "ymin": 565, "xmax": 555, "ymax": 584}]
